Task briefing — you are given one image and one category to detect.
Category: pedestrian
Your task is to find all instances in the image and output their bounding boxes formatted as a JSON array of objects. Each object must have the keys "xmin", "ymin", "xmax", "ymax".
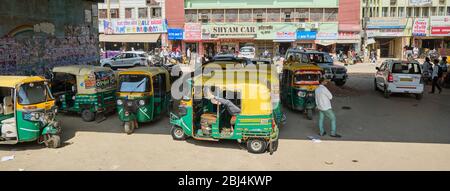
[
  {"xmin": 430, "ymin": 59, "xmax": 443, "ymax": 94},
  {"xmin": 422, "ymin": 57, "xmax": 432, "ymax": 81},
  {"xmin": 439, "ymin": 56, "xmax": 448, "ymax": 84},
  {"xmin": 315, "ymin": 78, "xmax": 341, "ymax": 138},
  {"xmin": 370, "ymin": 50, "xmax": 377, "ymax": 64},
  {"xmin": 186, "ymin": 47, "xmax": 191, "ymax": 64},
  {"xmin": 160, "ymin": 47, "xmax": 168, "ymax": 65}
]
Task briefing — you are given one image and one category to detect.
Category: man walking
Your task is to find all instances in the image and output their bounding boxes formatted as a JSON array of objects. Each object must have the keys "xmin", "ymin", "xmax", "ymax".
[
  {"xmin": 430, "ymin": 59, "xmax": 442, "ymax": 94},
  {"xmin": 186, "ymin": 47, "xmax": 191, "ymax": 64},
  {"xmin": 315, "ymin": 78, "xmax": 341, "ymax": 138}
]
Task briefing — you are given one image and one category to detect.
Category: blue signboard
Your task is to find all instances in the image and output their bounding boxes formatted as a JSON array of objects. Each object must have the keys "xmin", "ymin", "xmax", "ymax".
[
  {"xmin": 296, "ymin": 31, "xmax": 317, "ymax": 40},
  {"xmin": 168, "ymin": 28, "xmax": 184, "ymax": 40}
]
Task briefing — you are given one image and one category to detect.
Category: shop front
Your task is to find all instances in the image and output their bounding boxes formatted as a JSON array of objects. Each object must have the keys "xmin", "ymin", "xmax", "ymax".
[
  {"xmin": 366, "ymin": 18, "xmax": 411, "ymax": 59},
  {"xmin": 201, "ymin": 23, "xmax": 257, "ymax": 55},
  {"xmin": 315, "ymin": 23, "xmax": 339, "ymax": 53},
  {"xmin": 296, "ymin": 30, "xmax": 317, "ymax": 50},
  {"xmin": 168, "ymin": 28, "xmax": 184, "ymax": 51},
  {"xmin": 429, "ymin": 16, "xmax": 450, "ymax": 56},
  {"xmin": 336, "ymin": 32, "xmax": 360, "ymax": 55}
]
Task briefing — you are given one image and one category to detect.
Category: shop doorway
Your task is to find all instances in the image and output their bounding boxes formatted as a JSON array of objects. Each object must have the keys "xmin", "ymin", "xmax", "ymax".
[
  {"xmin": 171, "ymin": 40, "xmax": 182, "ymax": 51},
  {"xmin": 185, "ymin": 43, "xmax": 198, "ymax": 54},
  {"xmin": 278, "ymin": 42, "xmax": 291, "ymax": 56},
  {"xmin": 203, "ymin": 43, "xmax": 216, "ymax": 59}
]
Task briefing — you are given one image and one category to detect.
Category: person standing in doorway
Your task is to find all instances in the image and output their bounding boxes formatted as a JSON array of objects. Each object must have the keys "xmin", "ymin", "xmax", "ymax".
[
  {"xmin": 186, "ymin": 47, "xmax": 191, "ymax": 64},
  {"xmin": 315, "ymin": 78, "xmax": 341, "ymax": 138},
  {"xmin": 430, "ymin": 59, "xmax": 443, "ymax": 94}
]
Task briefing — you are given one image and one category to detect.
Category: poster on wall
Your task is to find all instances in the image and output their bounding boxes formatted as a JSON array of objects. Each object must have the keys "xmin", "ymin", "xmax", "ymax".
[
  {"xmin": 98, "ymin": 19, "xmax": 168, "ymax": 34},
  {"xmin": 184, "ymin": 23, "xmax": 202, "ymax": 41},
  {"xmin": 430, "ymin": 16, "xmax": 450, "ymax": 36},
  {"xmin": 412, "ymin": 18, "xmax": 428, "ymax": 36}
]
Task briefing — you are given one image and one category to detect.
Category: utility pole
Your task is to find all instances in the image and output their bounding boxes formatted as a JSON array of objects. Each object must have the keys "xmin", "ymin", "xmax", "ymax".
[{"xmin": 362, "ymin": 0, "xmax": 370, "ymax": 61}]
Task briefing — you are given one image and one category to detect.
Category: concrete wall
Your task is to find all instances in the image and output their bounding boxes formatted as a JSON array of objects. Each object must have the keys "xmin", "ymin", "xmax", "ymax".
[
  {"xmin": 0, "ymin": 0, "xmax": 101, "ymax": 75},
  {"xmin": 339, "ymin": 0, "xmax": 361, "ymax": 31}
]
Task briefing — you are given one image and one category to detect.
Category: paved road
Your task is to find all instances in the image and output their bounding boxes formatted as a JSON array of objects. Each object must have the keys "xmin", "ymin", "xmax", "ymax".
[{"xmin": 1, "ymin": 64, "xmax": 450, "ymax": 170}]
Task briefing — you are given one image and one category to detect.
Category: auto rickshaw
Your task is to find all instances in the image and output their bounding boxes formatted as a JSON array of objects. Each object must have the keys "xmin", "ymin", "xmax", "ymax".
[
  {"xmin": 50, "ymin": 65, "xmax": 117, "ymax": 122},
  {"xmin": 169, "ymin": 70, "xmax": 280, "ymax": 154},
  {"xmin": 116, "ymin": 67, "xmax": 171, "ymax": 134},
  {"xmin": 0, "ymin": 76, "xmax": 61, "ymax": 148},
  {"xmin": 281, "ymin": 62, "xmax": 323, "ymax": 120}
]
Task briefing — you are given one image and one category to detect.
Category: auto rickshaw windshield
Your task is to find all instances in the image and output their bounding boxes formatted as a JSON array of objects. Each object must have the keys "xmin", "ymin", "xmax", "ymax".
[
  {"xmin": 18, "ymin": 82, "xmax": 53, "ymax": 105},
  {"xmin": 119, "ymin": 75, "xmax": 151, "ymax": 93},
  {"xmin": 294, "ymin": 73, "xmax": 321, "ymax": 84}
]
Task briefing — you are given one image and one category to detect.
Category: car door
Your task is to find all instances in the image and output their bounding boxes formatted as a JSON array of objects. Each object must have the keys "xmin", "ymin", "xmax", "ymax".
[
  {"xmin": 112, "ymin": 54, "xmax": 124, "ymax": 67},
  {"xmin": 376, "ymin": 62, "xmax": 386, "ymax": 88}
]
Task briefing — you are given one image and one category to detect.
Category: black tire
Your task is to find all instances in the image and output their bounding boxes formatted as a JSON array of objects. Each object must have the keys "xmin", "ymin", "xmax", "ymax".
[
  {"xmin": 103, "ymin": 64, "xmax": 112, "ymax": 68},
  {"xmin": 45, "ymin": 135, "xmax": 61, "ymax": 148},
  {"xmin": 334, "ymin": 79, "xmax": 346, "ymax": 87},
  {"xmin": 81, "ymin": 109, "xmax": 95, "ymax": 122},
  {"xmin": 415, "ymin": 93, "xmax": 423, "ymax": 100},
  {"xmin": 306, "ymin": 109, "xmax": 313, "ymax": 120},
  {"xmin": 171, "ymin": 126, "xmax": 186, "ymax": 140},
  {"xmin": 124, "ymin": 121, "xmax": 135, "ymax": 135},
  {"xmin": 247, "ymin": 139, "xmax": 268, "ymax": 154},
  {"xmin": 374, "ymin": 79, "xmax": 379, "ymax": 91},
  {"xmin": 383, "ymin": 86, "xmax": 390, "ymax": 99}
]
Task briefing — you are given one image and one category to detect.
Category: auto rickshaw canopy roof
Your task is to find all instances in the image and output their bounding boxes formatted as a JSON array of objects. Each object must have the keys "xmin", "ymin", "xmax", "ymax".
[
  {"xmin": 195, "ymin": 71, "xmax": 274, "ymax": 115},
  {"xmin": 117, "ymin": 66, "xmax": 171, "ymax": 92},
  {"xmin": 52, "ymin": 65, "xmax": 114, "ymax": 76},
  {"xmin": 0, "ymin": 76, "xmax": 46, "ymax": 88},
  {"xmin": 284, "ymin": 63, "xmax": 323, "ymax": 72}
]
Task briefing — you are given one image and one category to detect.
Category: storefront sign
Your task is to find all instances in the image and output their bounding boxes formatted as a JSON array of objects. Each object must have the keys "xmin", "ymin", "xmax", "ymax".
[
  {"xmin": 296, "ymin": 31, "xmax": 317, "ymax": 40},
  {"xmin": 202, "ymin": 24, "xmax": 257, "ymax": 39},
  {"xmin": 168, "ymin": 28, "xmax": 184, "ymax": 40},
  {"xmin": 316, "ymin": 23, "xmax": 338, "ymax": 40},
  {"xmin": 99, "ymin": 19, "xmax": 167, "ymax": 34},
  {"xmin": 338, "ymin": 32, "xmax": 360, "ymax": 40},
  {"xmin": 367, "ymin": 29, "xmax": 405, "ymax": 37},
  {"xmin": 275, "ymin": 32, "xmax": 296, "ymax": 40},
  {"xmin": 367, "ymin": 18, "xmax": 407, "ymax": 29},
  {"xmin": 184, "ymin": 23, "xmax": 202, "ymax": 41},
  {"xmin": 412, "ymin": 18, "xmax": 428, "ymax": 36},
  {"xmin": 430, "ymin": 16, "xmax": 450, "ymax": 36}
]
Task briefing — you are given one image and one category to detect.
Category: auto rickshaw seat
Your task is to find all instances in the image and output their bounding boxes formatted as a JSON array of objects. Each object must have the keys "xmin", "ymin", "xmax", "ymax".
[
  {"xmin": 3, "ymin": 96, "xmax": 13, "ymax": 115},
  {"xmin": 200, "ymin": 113, "xmax": 217, "ymax": 125}
]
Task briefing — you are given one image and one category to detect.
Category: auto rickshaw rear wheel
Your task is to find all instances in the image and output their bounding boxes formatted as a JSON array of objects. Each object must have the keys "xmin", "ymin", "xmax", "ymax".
[
  {"xmin": 247, "ymin": 138, "xmax": 267, "ymax": 154},
  {"xmin": 44, "ymin": 135, "xmax": 61, "ymax": 149},
  {"xmin": 81, "ymin": 110, "xmax": 96, "ymax": 122},
  {"xmin": 171, "ymin": 126, "xmax": 186, "ymax": 140}
]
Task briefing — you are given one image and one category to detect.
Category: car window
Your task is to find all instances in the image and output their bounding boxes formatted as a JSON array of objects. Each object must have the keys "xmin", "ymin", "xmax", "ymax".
[
  {"xmin": 240, "ymin": 48, "xmax": 254, "ymax": 52},
  {"xmin": 125, "ymin": 53, "xmax": 135, "ymax": 58},
  {"xmin": 391, "ymin": 62, "xmax": 421, "ymax": 74}
]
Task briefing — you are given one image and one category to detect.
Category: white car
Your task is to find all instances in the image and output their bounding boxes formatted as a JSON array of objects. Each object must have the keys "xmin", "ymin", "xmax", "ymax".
[
  {"xmin": 374, "ymin": 60, "xmax": 424, "ymax": 99},
  {"xmin": 238, "ymin": 46, "xmax": 256, "ymax": 59},
  {"xmin": 100, "ymin": 51, "xmax": 148, "ymax": 69}
]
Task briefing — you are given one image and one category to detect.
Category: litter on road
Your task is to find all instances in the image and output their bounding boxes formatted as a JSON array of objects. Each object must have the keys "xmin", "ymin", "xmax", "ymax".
[
  {"xmin": 1, "ymin": 155, "xmax": 15, "ymax": 162},
  {"xmin": 307, "ymin": 136, "xmax": 322, "ymax": 143}
]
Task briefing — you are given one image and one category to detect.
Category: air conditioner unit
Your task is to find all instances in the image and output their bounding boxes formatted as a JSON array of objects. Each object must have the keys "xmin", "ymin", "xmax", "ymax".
[
  {"xmin": 285, "ymin": 13, "xmax": 291, "ymax": 19},
  {"xmin": 256, "ymin": 13, "xmax": 263, "ymax": 19},
  {"xmin": 390, "ymin": 0, "xmax": 396, "ymax": 6},
  {"xmin": 201, "ymin": 14, "xmax": 209, "ymax": 20},
  {"xmin": 147, "ymin": 0, "xmax": 160, "ymax": 6}
]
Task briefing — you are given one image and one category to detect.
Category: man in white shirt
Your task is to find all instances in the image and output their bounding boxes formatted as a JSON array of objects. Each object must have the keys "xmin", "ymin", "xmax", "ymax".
[
  {"xmin": 315, "ymin": 78, "xmax": 341, "ymax": 138},
  {"xmin": 186, "ymin": 48, "xmax": 191, "ymax": 64}
]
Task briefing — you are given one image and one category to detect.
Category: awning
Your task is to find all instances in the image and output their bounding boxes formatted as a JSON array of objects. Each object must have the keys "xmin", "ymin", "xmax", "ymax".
[
  {"xmin": 273, "ymin": 39, "xmax": 295, "ymax": 42},
  {"xmin": 336, "ymin": 39, "xmax": 360, "ymax": 44},
  {"xmin": 315, "ymin": 40, "xmax": 337, "ymax": 46},
  {"xmin": 99, "ymin": 34, "xmax": 161, "ymax": 43}
]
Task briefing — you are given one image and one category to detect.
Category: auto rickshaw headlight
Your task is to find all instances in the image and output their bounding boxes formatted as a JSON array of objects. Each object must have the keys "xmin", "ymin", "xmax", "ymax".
[
  {"xmin": 139, "ymin": 100, "xmax": 145, "ymax": 106},
  {"xmin": 297, "ymin": 91, "xmax": 306, "ymax": 97},
  {"xmin": 117, "ymin": 100, "xmax": 123, "ymax": 106}
]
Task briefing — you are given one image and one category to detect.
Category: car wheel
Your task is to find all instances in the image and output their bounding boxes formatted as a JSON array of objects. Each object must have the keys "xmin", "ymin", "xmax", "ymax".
[
  {"xmin": 247, "ymin": 138, "xmax": 268, "ymax": 154},
  {"xmin": 383, "ymin": 86, "xmax": 390, "ymax": 99},
  {"xmin": 171, "ymin": 126, "xmax": 186, "ymax": 141},
  {"xmin": 415, "ymin": 93, "xmax": 423, "ymax": 100},
  {"xmin": 81, "ymin": 109, "xmax": 95, "ymax": 122},
  {"xmin": 124, "ymin": 121, "xmax": 135, "ymax": 135},
  {"xmin": 44, "ymin": 135, "xmax": 61, "ymax": 149},
  {"xmin": 334, "ymin": 79, "xmax": 346, "ymax": 87},
  {"xmin": 374, "ymin": 79, "xmax": 379, "ymax": 91},
  {"xmin": 103, "ymin": 64, "xmax": 112, "ymax": 68}
]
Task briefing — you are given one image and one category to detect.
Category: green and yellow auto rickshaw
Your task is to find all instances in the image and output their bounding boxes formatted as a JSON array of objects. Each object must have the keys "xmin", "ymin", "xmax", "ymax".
[
  {"xmin": 281, "ymin": 63, "xmax": 323, "ymax": 120},
  {"xmin": 0, "ymin": 76, "xmax": 61, "ymax": 148},
  {"xmin": 50, "ymin": 65, "xmax": 117, "ymax": 122},
  {"xmin": 170, "ymin": 70, "xmax": 280, "ymax": 154},
  {"xmin": 116, "ymin": 67, "xmax": 171, "ymax": 134}
]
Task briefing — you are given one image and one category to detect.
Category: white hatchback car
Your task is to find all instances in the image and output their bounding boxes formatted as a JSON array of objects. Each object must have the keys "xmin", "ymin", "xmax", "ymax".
[
  {"xmin": 100, "ymin": 51, "xmax": 148, "ymax": 69},
  {"xmin": 238, "ymin": 46, "xmax": 256, "ymax": 59},
  {"xmin": 374, "ymin": 60, "xmax": 424, "ymax": 99}
]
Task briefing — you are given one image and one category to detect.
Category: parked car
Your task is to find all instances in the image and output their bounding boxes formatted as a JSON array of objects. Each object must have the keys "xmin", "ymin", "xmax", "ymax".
[
  {"xmin": 238, "ymin": 46, "xmax": 256, "ymax": 59},
  {"xmin": 374, "ymin": 60, "xmax": 424, "ymax": 99},
  {"xmin": 100, "ymin": 51, "xmax": 148, "ymax": 69}
]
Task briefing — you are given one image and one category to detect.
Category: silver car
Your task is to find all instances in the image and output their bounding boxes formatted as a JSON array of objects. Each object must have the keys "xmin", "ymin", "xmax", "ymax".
[{"xmin": 100, "ymin": 51, "xmax": 148, "ymax": 69}]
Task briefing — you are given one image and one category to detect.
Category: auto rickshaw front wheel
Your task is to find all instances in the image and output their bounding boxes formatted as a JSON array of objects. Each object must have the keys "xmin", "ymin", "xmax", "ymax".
[
  {"xmin": 81, "ymin": 110, "xmax": 96, "ymax": 122},
  {"xmin": 123, "ymin": 121, "xmax": 135, "ymax": 135},
  {"xmin": 306, "ymin": 109, "xmax": 313, "ymax": 120},
  {"xmin": 171, "ymin": 126, "xmax": 187, "ymax": 140},
  {"xmin": 44, "ymin": 134, "xmax": 61, "ymax": 149},
  {"xmin": 247, "ymin": 139, "xmax": 268, "ymax": 154}
]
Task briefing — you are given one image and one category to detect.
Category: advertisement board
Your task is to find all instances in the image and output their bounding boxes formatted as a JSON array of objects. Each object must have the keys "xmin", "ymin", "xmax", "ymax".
[
  {"xmin": 99, "ymin": 19, "xmax": 167, "ymax": 34},
  {"xmin": 168, "ymin": 28, "xmax": 184, "ymax": 40},
  {"xmin": 430, "ymin": 16, "xmax": 450, "ymax": 36},
  {"xmin": 412, "ymin": 18, "xmax": 428, "ymax": 36},
  {"xmin": 184, "ymin": 23, "xmax": 202, "ymax": 41}
]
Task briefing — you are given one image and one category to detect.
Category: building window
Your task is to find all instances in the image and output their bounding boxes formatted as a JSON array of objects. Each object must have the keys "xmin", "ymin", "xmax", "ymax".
[
  {"xmin": 99, "ymin": 9, "xmax": 107, "ymax": 19},
  {"xmin": 199, "ymin": 9, "xmax": 210, "ymax": 23},
  {"xmin": 138, "ymin": 8, "xmax": 148, "ymax": 18},
  {"xmin": 310, "ymin": 8, "xmax": 323, "ymax": 22},
  {"xmin": 431, "ymin": 7, "xmax": 436, "ymax": 16},
  {"xmin": 281, "ymin": 9, "xmax": 294, "ymax": 22},
  {"xmin": 211, "ymin": 9, "xmax": 224, "ymax": 22},
  {"xmin": 447, "ymin": 7, "xmax": 450, "ymax": 16},
  {"xmin": 225, "ymin": 9, "xmax": 238, "ymax": 22},
  {"xmin": 267, "ymin": 9, "xmax": 281, "ymax": 22},
  {"xmin": 390, "ymin": 7, "xmax": 396, "ymax": 17},
  {"xmin": 414, "ymin": 7, "xmax": 420, "ymax": 17},
  {"xmin": 398, "ymin": 7, "xmax": 405, "ymax": 17},
  {"xmin": 110, "ymin": 9, "xmax": 119, "ymax": 18},
  {"xmin": 125, "ymin": 8, "xmax": 134, "ymax": 19},
  {"xmin": 152, "ymin": 7, "xmax": 162, "ymax": 18},
  {"xmin": 440, "ymin": 7, "xmax": 446, "ymax": 16},
  {"xmin": 324, "ymin": 8, "xmax": 338, "ymax": 22},
  {"xmin": 253, "ymin": 9, "xmax": 266, "ymax": 22},
  {"xmin": 296, "ymin": 8, "xmax": 309, "ymax": 22},
  {"xmin": 239, "ymin": 9, "xmax": 252, "ymax": 22},
  {"xmin": 185, "ymin": 10, "xmax": 198, "ymax": 23},
  {"xmin": 382, "ymin": 7, "xmax": 388, "ymax": 17},
  {"xmin": 407, "ymin": 7, "xmax": 412, "ymax": 17},
  {"xmin": 422, "ymin": 7, "xmax": 429, "ymax": 17}
]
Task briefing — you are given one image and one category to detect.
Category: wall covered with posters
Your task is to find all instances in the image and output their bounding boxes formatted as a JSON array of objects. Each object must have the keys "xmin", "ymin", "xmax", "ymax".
[{"xmin": 0, "ymin": 0, "xmax": 100, "ymax": 75}]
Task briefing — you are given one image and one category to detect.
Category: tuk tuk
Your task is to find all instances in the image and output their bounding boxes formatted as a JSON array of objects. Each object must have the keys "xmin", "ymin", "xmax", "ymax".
[
  {"xmin": 169, "ymin": 70, "xmax": 280, "ymax": 154},
  {"xmin": 116, "ymin": 67, "xmax": 171, "ymax": 134},
  {"xmin": 50, "ymin": 65, "xmax": 117, "ymax": 122},
  {"xmin": 281, "ymin": 63, "xmax": 323, "ymax": 120},
  {"xmin": 0, "ymin": 76, "xmax": 61, "ymax": 148}
]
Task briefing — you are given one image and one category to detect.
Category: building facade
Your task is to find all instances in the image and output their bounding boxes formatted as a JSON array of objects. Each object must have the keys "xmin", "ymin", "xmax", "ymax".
[
  {"xmin": 362, "ymin": 0, "xmax": 450, "ymax": 58},
  {"xmin": 97, "ymin": 0, "xmax": 167, "ymax": 53},
  {"xmin": 0, "ymin": 0, "xmax": 102, "ymax": 75},
  {"xmin": 174, "ymin": 0, "xmax": 341, "ymax": 58}
]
